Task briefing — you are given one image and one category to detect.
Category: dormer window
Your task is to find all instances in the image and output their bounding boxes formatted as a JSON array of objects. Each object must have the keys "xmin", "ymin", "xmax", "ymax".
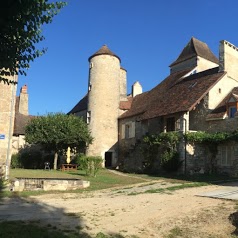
[
  {"xmin": 226, "ymin": 94, "xmax": 238, "ymax": 118},
  {"xmin": 229, "ymin": 106, "xmax": 237, "ymax": 118}
]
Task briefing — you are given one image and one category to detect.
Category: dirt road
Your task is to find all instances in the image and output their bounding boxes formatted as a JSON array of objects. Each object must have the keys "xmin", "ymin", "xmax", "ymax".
[{"xmin": 0, "ymin": 181, "xmax": 237, "ymax": 238}]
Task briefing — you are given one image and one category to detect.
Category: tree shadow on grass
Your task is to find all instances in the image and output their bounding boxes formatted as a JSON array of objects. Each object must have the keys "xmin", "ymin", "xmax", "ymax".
[
  {"xmin": 0, "ymin": 191, "xmax": 127, "ymax": 238},
  {"xmin": 0, "ymin": 193, "xmax": 90, "ymax": 237}
]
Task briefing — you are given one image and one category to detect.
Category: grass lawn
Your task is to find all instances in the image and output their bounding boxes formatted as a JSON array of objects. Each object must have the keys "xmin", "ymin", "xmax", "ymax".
[
  {"xmin": 5, "ymin": 168, "xmax": 237, "ymax": 197},
  {"xmin": 8, "ymin": 168, "xmax": 146, "ymax": 196},
  {"xmin": 0, "ymin": 221, "xmax": 112, "ymax": 238}
]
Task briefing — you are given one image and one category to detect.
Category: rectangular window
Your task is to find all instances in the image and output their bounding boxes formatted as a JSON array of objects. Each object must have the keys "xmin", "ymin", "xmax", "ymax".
[
  {"xmin": 87, "ymin": 111, "xmax": 91, "ymax": 124},
  {"xmin": 166, "ymin": 117, "xmax": 175, "ymax": 132},
  {"xmin": 221, "ymin": 146, "xmax": 232, "ymax": 166},
  {"xmin": 229, "ymin": 106, "xmax": 237, "ymax": 118},
  {"xmin": 122, "ymin": 122, "xmax": 135, "ymax": 139},
  {"xmin": 125, "ymin": 124, "xmax": 130, "ymax": 139}
]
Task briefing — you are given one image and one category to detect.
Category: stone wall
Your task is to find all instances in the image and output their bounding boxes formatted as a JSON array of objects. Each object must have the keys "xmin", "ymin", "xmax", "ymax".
[
  {"xmin": 219, "ymin": 40, "xmax": 238, "ymax": 81},
  {"xmin": 12, "ymin": 178, "xmax": 90, "ymax": 191},
  {"xmin": 0, "ymin": 76, "xmax": 17, "ymax": 176}
]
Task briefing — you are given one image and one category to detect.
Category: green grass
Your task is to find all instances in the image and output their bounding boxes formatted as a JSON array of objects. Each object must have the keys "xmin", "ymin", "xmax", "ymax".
[
  {"xmin": 0, "ymin": 221, "xmax": 77, "ymax": 238},
  {"xmin": 0, "ymin": 221, "xmax": 140, "ymax": 238},
  {"xmin": 6, "ymin": 168, "xmax": 146, "ymax": 197},
  {"xmin": 130, "ymin": 172, "xmax": 238, "ymax": 185},
  {"xmin": 128, "ymin": 182, "xmax": 209, "ymax": 195},
  {"xmin": 164, "ymin": 227, "xmax": 183, "ymax": 238}
]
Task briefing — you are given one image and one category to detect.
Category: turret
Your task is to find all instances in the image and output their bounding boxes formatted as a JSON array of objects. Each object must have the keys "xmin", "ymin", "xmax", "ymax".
[{"xmin": 87, "ymin": 45, "xmax": 122, "ymax": 167}]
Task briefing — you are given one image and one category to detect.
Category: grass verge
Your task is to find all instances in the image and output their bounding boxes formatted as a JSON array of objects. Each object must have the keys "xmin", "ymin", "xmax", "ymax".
[{"xmin": 4, "ymin": 169, "xmax": 146, "ymax": 197}]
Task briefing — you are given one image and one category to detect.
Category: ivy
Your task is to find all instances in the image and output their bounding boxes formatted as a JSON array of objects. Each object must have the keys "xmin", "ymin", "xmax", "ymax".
[
  {"xmin": 185, "ymin": 130, "xmax": 238, "ymax": 144},
  {"xmin": 141, "ymin": 132, "xmax": 181, "ymax": 173}
]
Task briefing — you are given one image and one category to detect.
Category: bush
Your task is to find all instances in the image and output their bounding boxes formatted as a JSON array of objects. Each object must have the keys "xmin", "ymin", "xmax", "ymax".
[
  {"xmin": 77, "ymin": 155, "xmax": 103, "ymax": 177},
  {"xmin": 20, "ymin": 150, "xmax": 43, "ymax": 169},
  {"xmin": 11, "ymin": 150, "xmax": 51, "ymax": 169},
  {"xmin": 160, "ymin": 151, "xmax": 183, "ymax": 172},
  {"xmin": 11, "ymin": 153, "xmax": 23, "ymax": 169}
]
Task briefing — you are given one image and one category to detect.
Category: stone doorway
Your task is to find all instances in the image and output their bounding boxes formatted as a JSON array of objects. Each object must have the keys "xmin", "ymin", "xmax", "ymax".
[{"xmin": 105, "ymin": 152, "xmax": 113, "ymax": 168}]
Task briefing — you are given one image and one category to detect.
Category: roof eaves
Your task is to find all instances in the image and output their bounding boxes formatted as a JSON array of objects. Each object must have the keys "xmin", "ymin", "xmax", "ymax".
[{"xmin": 188, "ymin": 71, "xmax": 227, "ymax": 112}]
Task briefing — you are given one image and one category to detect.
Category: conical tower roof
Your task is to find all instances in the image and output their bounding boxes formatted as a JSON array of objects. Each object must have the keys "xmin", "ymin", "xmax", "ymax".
[
  {"xmin": 170, "ymin": 37, "xmax": 218, "ymax": 67},
  {"xmin": 88, "ymin": 45, "xmax": 121, "ymax": 62}
]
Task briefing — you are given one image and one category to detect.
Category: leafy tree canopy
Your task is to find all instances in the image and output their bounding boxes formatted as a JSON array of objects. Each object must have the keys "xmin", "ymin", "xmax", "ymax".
[
  {"xmin": 25, "ymin": 113, "xmax": 93, "ymax": 169},
  {"xmin": 0, "ymin": 0, "xmax": 67, "ymax": 84}
]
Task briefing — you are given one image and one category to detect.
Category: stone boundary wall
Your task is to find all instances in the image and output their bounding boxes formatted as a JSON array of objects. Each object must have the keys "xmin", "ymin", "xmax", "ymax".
[{"xmin": 11, "ymin": 178, "xmax": 90, "ymax": 191}]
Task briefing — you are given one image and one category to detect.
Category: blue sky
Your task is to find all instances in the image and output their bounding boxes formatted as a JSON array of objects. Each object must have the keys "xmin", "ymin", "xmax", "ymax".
[{"xmin": 18, "ymin": 0, "xmax": 238, "ymax": 115}]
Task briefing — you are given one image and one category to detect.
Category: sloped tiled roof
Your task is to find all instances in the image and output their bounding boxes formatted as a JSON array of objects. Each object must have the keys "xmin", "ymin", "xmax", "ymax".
[
  {"xmin": 207, "ymin": 87, "xmax": 238, "ymax": 120},
  {"xmin": 88, "ymin": 45, "xmax": 121, "ymax": 62},
  {"xmin": 68, "ymin": 94, "xmax": 88, "ymax": 114},
  {"xmin": 13, "ymin": 96, "xmax": 34, "ymax": 135},
  {"xmin": 120, "ymin": 67, "xmax": 226, "ymax": 120},
  {"xmin": 170, "ymin": 37, "xmax": 219, "ymax": 67},
  {"xmin": 119, "ymin": 96, "xmax": 133, "ymax": 110},
  {"xmin": 13, "ymin": 113, "xmax": 34, "ymax": 135}
]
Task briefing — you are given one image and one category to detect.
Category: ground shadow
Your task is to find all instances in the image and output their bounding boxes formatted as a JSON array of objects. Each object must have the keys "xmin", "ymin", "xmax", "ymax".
[
  {"xmin": 138, "ymin": 171, "xmax": 238, "ymax": 187},
  {"xmin": 0, "ymin": 189, "xmax": 127, "ymax": 238},
  {"xmin": 229, "ymin": 211, "xmax": 238, "ymax": 236}
]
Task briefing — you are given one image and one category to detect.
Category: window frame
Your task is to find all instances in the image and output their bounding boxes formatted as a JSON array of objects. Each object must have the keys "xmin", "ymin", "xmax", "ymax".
[{"xmin": 221, "ymin": 146, "xmax": 232, "ymax": 166}]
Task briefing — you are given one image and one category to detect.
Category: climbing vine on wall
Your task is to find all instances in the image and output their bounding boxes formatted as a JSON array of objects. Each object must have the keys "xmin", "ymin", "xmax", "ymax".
[
  {"xmin": 185, "ymin": 130, "xmax": 238, "ymax": 173},
  {"xmin": 141, "ymin": 132, "xmax": 181, "ymax": 173}
]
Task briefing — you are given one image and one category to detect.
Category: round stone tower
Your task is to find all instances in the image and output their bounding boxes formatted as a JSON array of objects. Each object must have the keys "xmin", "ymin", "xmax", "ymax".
[{"xmin": 87, "ymin": 45, "xmax": 122, "ymax": 167}]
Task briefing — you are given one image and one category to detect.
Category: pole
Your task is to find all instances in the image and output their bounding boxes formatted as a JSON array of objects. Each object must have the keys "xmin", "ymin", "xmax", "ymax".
[
  {"xmin": 184, "ymin": 118, "xmax": 187, "ymax": 175},
  {"xmin": 5, "ymin": 80, "xmax": 16, "ymax": 180}
]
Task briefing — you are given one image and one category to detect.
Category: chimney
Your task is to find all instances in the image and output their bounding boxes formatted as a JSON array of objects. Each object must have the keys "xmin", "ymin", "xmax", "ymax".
[
  {"xmin": 132, "ymin": 81, "xmax": 142, "ymax": 97},
  {"xmin": 19, "ymin": 85, "xmax": 29, "ymax": 115},
  {"xmin": 219, "ymin": 40, "xmax": 238, "ymax": 80}
]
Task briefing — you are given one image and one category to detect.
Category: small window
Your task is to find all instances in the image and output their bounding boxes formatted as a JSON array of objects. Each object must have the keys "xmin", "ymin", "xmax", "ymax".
[
  {"xmin": 219, "ymin": 88, "xmax": 221, "ymax": 93},
  {"xmin": 229, "ymin": 106, "xmax": 237, "ymax": 118},
  {"xmin": 166, "ymin": 117, "xmax": 175, "ymax": 132},
  {"xmin": 88, "ymin": 83, "xmax": 92, "ymax": 91},
  {"xmin": 125, "ymin": 124, "xmax": 130, "ymax": 139},
  {"xmin": 122, "ymin": 122, "xmax": 135, "ymax": 139},
  {"xmin": 87, "ymin": 111, "xmax": 91, "ymax": 124},
  {"xmin": 221, "ymin": 146, "xmax": 232, "ymax": 166}
]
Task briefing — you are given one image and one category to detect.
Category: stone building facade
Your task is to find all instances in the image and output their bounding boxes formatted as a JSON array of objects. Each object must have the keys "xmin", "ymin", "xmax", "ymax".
[
  {"xmin": 0, "ymin": 79, "xmax": 33, "ymax": 178},
  {"xmin": 70, "ymin": 38, "xmax": 238, "ymax": 174},
  {"xmin": 0, "ymin": 75, "xmax": 18, "ymax": 177}
]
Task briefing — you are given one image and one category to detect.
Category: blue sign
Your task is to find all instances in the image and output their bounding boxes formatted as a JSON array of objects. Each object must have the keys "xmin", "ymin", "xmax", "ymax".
[{"xmin": 0, "ymin": 134, "xmax": 5, "ymax": 140}]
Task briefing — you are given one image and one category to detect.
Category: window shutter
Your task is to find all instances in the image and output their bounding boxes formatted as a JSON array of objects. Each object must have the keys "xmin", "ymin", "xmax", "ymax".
[
  {"xmin": 130, "ymin": 122, "xmax": 135, "ymax": 138},
  {"xmin": 121, "ymin": 124, "xmax": 125, "ymax": 139}
]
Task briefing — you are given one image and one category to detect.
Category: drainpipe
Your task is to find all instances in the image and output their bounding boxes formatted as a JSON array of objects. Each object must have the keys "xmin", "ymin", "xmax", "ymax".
[
  {"xmin": 180, "ymin": 117, "xmax": 187, "ymax": 175},
  {"xmin": 5, "ymin": 79, "xmax": 16, "ymax": 180}
]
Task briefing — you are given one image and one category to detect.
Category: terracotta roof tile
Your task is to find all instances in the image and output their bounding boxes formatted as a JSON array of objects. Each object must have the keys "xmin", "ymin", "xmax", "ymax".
[
  {"xmin": 13, "ymin": 113, "xmax": 34, "ymax": 135},
  {"xmin": 119, "ymin": 96, "xmax": 133, "ymax": 110},
  {"xmin": 120, "ymin": 67, "xmax": 225, "ymax": 120}
]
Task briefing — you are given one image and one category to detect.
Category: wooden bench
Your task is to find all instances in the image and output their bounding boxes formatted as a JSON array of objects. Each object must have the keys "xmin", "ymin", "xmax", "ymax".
[{"xmin": 61, "ymin": 164, "xmax": 78, "ymax": 172}]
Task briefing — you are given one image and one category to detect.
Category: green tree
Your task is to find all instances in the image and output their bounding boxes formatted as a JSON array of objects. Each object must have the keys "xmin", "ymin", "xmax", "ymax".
[
  {"xmin": 25, "ymin": 113, "xmax": 93, "ymax": 170},
  {"xmin": 0, "ymin": 0, "xmax": 66, "ymax": 84}
]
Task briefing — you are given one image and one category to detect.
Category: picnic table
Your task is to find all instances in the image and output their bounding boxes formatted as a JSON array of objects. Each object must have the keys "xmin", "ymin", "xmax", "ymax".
[{"xmin": 61, "ymin": 164, "xmax": 78, "ymax": 171}]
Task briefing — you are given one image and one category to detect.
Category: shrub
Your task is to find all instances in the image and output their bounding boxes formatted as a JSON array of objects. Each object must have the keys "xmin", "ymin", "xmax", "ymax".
[
  {"xmin": 20, "ymin": 150, "xmax": 43, "ymax": 169},
  {"xmin": 160, "ymin": 151, "xmax": 183, "ymax": 172},
  {"xmin": 77, "ymin": 155, "xmax": 103, "ymax": 177},
  {"xmin": 11, "ymin": 153, "xmax": 23, "ymax": 169}
]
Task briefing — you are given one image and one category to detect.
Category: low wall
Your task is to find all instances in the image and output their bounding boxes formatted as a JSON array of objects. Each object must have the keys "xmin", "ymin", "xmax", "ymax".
[{"xmin": 11, "ymin": 178, "xmax": 90, "ymax": 191}]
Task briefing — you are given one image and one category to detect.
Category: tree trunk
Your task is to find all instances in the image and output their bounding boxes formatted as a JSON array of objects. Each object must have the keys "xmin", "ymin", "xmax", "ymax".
[{"xmin": 53, "ymin": 152, "xmax": 58, "ymax": 170}]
